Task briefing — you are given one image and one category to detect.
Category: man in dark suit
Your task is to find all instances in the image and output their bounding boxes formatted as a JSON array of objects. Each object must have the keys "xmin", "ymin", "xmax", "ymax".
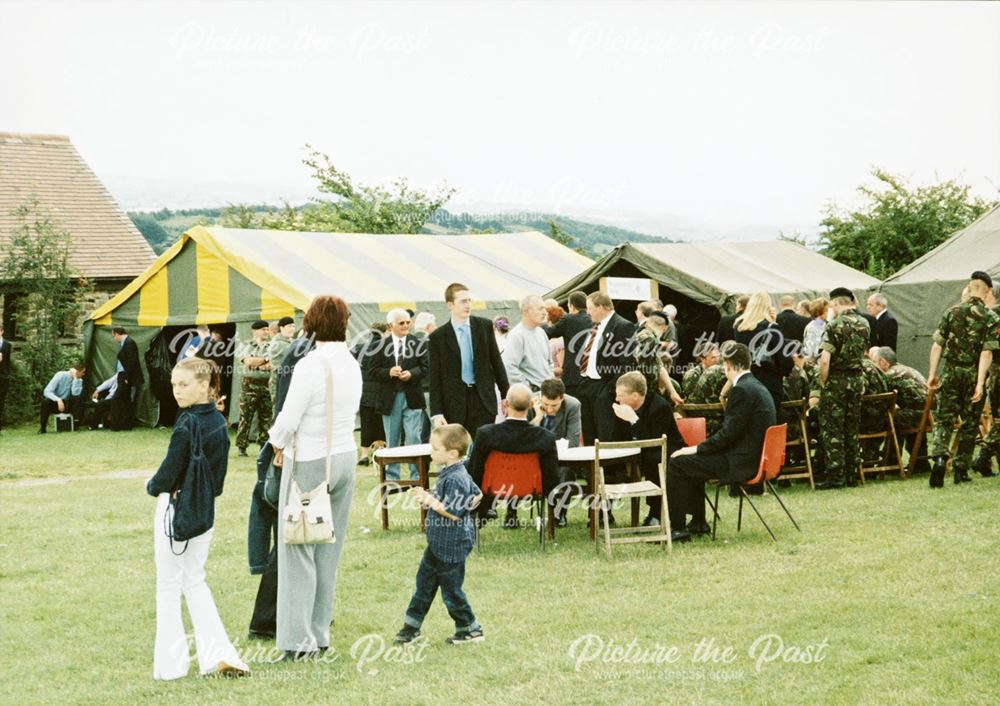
[
  {"xmin": 111, "ymin": 326, "xmax": 144, "ymax": 430},
  {"xmin": 428, "ymin": 282, "xmax": 509, "ymax": 439},
  {"xmin": 715, "ymin": 295, "xmax": 748, "ymax": 344},
  {"xmin": 866, "ymin": 293, "xmax": 898, "ymax": 351},
  {"xmin": 776, "ymin": 295, "xmax": 811, "ymax": 346},
  {"xmin": 576, "ymin": 291, "xmax": 637, "ymax": 444},
  {"xmin": 468, "ymin": 384, "xmax": 559, "ymax": 528},
  {"xmin": 612, "ymin": 371, "xmax": 687, "ymax": 527},
  {"xmin": 544, "ymin": 290, "xmax": 592, "ymax": 400},
  {"xmin": 530, "ymin": 377, "xmax": 581, "ymax": 526},
  {"xmin": 668, "ymin": 342, "xmax": 777, "ymax": 542},
  {"xmin": 0, "ymin": 323, "xmax": 10, "ymax": 431},
  {"xmin": 366, "ymin": 309, "xmax": 429, "ymax": 481}
]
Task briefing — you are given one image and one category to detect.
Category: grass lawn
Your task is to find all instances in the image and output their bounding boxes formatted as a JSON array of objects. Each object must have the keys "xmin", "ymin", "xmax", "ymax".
[{"xmin": 2, "ymin": 423, "xmax": 999, "ymax": 704}]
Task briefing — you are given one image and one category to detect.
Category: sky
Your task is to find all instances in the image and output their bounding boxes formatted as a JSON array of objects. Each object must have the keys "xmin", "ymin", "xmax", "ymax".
[{"xmin": 2, "ymin": 0, "xmax": 998, "ymax": 239}]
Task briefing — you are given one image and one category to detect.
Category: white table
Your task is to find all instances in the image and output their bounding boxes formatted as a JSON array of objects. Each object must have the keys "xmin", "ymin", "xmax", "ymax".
[
  {"xmin": 373, "ymin": 443, "xmax": 433, "ymax": 530},
  {"xmin": 557, "ymin": 446, "xmax": 642, "ymax": 539}
]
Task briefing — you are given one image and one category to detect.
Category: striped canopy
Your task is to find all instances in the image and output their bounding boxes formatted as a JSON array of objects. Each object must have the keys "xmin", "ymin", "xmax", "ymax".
[{"xmin": 90, "ymin": 225, "xmax": 594, "ymax": 329}]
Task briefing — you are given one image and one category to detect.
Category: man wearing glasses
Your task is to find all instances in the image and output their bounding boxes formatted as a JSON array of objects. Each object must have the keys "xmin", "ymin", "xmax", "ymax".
[{"xmin": 367, "ymin": 308, "xmax": 429, "ymax": 481}]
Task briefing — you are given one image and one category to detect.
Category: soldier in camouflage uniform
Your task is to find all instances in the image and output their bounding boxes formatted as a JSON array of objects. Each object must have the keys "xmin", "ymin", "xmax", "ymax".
[
  {"xmin": 973, "ymin": 283, "xmax": 1000, "ymax": 477},
  {"xmin": 633, "ymin": 310, "xmax": 671, "ymax": 394},
  {"xmin": 236, "ymin": 319, "xmax": 273, "ymax": 456},
  {"xmin": 817, "ymin": 288, "xmax": 870, "ymax": 489},
  {"xmin": 873, "ymin": 346, "xmax": 930, "ymax": 473},
  {"xmin": 267, "ymin": 316, "xmax": 296, "ymax": 411},
  {"xmin": 685, "ymin": 361, "xmax": 728, "ymax": 436},
  {"xmin": 681, "ymin": 343, "xmax": 720, "ymax": 399},
  {"xmin": 928, "ymin": 272, "xmax": 1000, "ymax": 486},
  {"xmin": 858, "ymin": 355, "xmax": 892, "ymax": 461}
]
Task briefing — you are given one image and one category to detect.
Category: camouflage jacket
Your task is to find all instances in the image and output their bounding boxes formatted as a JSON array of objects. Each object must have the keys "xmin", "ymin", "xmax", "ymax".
[
  {"xmin": 783, "ymin": 366, "xmax": 810, "ymax": 402},
  {"xmin": 885, "ymin": 363, "xmax": 928, "ymax": 411},
  {"xmin": 690, "ymin": 363, "xmax": 727, "ymax": 404},
  {"xmin": 633, "ymin": 326, "xmax": 664, "ymax": 391},
  {"xmin": 820, "ymin": 310, "xmax": 869, "ymax": 373},
  {"xmin": 267, "ymin": 334, "xmax": 293, "ymax": 392},
  {"xmin": 680, "ymin": 365, "xmax": 702, "ymax": 399},
  {"xmin": 237, "ymin": 338, "xmax": 271, "ymax": 380},
  {"xmin": 861, "ymin": 358, "xmax": 890, "ymax": 396},
  {"xmin": 933, "ymin": 296, "xmax": 1000, "ymax": 368}
]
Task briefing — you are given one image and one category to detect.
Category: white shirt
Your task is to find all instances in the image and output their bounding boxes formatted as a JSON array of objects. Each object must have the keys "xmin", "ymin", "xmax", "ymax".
[
  {"xmin": 583, "ymin": 314, "xmax": 612, "ymax": 379},
  {"xmin": 875, "ymin": 309, "xmax": 886, "ymax": 320},
  {"xmin": 733, "ymin": 370, "xmax": 752, "ymax": 386},
  {"xmin": 391, "ymin": 334, "xmax": 406, "ymax": 364},
  {"xmin": 269, "ymin": 342, "xmax": 362, "ymax": 461}
]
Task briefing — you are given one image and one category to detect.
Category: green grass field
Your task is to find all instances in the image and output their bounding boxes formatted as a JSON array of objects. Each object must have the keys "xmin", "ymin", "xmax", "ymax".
[{"xmin": 2, "ymin": 424, "xmax": 998, "ymax": 704}]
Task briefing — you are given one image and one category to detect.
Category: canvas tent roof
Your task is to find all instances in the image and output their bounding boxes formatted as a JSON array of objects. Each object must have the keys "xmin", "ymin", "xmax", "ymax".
[
  {"xmin": 546, "ymin": 240, "xmax": 880, "ymax": 309},
  {"xmin": 84, "ymin": 225, "xmax": 592, "ymax": 426},
  {"xmin": 880, "ymin": 204, "xmax": 1000, "ymax": 371}
]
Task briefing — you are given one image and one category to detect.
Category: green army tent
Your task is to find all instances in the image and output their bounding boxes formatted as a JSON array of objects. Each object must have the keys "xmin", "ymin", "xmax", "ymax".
[
  {"xmin": 545, "ymin": 240, "xmax": 880, "ymax": 335},
  {"xmin": 84, "ymin": 225, "xmax": 593, "ymax": 426},
  {"xmin": 879, "ymin": 204, "xmax": 1000, "ymax": 372}
]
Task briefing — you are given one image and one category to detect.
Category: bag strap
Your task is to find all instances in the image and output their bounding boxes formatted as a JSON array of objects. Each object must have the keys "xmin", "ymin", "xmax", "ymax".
[{"xmin": 323, "ymin": 354, "xmax": 334, "ymax": 491}]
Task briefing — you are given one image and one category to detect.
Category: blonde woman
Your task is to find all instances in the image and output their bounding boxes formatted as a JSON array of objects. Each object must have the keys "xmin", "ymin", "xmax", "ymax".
[
  {"xmin": 802, "ymin": 298, "xmax": 829, "ymax": 358},
  {"xmin": 733, "ymin": 291, "xmax": 792, "ymax": 410}
]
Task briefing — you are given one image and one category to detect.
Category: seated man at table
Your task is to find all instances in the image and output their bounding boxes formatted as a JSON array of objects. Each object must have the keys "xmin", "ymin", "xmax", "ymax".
[
  {"xmin": 668, "ymin": 342, "xmax": 776, "ymax": 542},
  {"xmin": 611, "ymin": 371, "xmax": 687, "ymax": 528},
  {"xmin": 468, "ymin": 383, "xmax": 559, "ymax": 528},
  {"xmin": 529, "ymin": 378, "xmax": 581, "ymax": 527}
]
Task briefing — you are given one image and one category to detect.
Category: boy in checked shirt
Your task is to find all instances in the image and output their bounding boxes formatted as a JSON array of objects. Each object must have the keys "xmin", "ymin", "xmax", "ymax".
[{"xmin": 394, "ymin": 424, "xmax": 484, "ymax": 645}]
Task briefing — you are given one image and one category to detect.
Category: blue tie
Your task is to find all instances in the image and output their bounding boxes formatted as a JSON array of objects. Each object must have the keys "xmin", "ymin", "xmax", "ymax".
[
  {"xmin": 544, "ymin": 415, "xmax": 555, "ymax": 432},
  {"xmin": 458, "ymin": 324, "xmax": 475, "ymax": 385}
]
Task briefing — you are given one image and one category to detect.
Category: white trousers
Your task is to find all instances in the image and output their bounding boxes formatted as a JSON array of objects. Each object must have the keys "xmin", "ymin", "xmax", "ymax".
[{"xmin": 153, "ymin": 493, "xmax": 246, "ymax": 679}]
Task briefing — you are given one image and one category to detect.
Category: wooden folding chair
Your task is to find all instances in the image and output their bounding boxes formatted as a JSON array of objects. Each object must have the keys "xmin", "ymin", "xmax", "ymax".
[
  {"xmin": 777, "ymin": 400, "xmax": 815, "ymax": 488},
  {"xmin": 858, "ymin": 392, "xmax": 904, "ymax": 481},
  {"xmin": 593, "ymin": 436, "xmax": 671, "ymax": 558}
]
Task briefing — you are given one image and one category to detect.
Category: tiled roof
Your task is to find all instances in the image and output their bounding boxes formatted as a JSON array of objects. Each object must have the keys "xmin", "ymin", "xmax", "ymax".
[{"xmin": 0, "ymin": 132, "xmax": 155, "ymax": 281}]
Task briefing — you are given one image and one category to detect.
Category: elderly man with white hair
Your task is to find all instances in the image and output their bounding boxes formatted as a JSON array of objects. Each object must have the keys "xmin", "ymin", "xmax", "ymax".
[
  {"xmin": 502, "ymin": 295, "xmax": 554, "ymax": 392},
  {"xmin": 866, "ymin": 292, "xmax": 898, "ymax": 351},
  {"xmin": 364, "ymin": 308, "xmax": 429, "ymax": 480}
]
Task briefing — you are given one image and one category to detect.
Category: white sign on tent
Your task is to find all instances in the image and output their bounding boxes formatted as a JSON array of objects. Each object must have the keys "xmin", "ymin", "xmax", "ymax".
[{"xmin": 601, "ymin": 276, "xmax": 658, "ymax": 301}]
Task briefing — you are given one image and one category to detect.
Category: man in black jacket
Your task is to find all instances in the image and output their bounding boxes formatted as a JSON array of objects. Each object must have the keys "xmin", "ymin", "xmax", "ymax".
[
  {"xmin": 545, "ymin": 290, "xmax": 592, "ymax": 399},
  {"xmin": 576, "ymin": 291, "xmax": 636, "ymax": 444},
  {"xmin": 612, "ymin": 371, "xmax": 686, "ymax": 527},
  {"xmin": 715, "ymin": 295, "xmax": 748, "ymax": 344},
  {"xmin": 866, "ymin": 293, "xmax": 898, "ymax": 351},
  {"xmin": 776, "ymin": 295, "xmax": 810, "ymax": 346},
  {"xmin": 366, "ymin": 309, "xmax": 429, "ymax": 480},
  {"xmin": 468, "ymin": 384, "xmax": 559, "ymax": 527},
  {"xmin": 668, "ymin": 342, "xmax": 776, "ymax": 542},
  {"xmin": 111, "ymin": 326, "xmax": 144, "ymax": 430},
  {"xmin": 0, "ymin": 323, "xmax": 10, "ymax": 431},
  {"xmin": 428, "ymin": 282, "xmax": 509, "ymax": 438}
]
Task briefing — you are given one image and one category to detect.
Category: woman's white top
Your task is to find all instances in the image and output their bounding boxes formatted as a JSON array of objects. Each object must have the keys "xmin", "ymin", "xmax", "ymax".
[{"xmin": 268, "ymin": 342, "xmax": 362, "ymax": 462}]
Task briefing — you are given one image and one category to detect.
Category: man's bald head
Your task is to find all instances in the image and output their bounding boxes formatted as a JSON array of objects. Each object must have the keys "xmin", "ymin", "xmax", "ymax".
[{"xmin": 505, "ymin": 383, "xmax": 534, "ymax": 416}]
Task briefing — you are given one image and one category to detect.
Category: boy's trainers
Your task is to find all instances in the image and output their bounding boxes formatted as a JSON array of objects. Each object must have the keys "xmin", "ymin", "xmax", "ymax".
[
  {"xmin": 393, "ymin": 625, "xmax": 421, "ymax": 644},
  {"xmin": 446, "ymin": 628, "xmax": 484, "ymax": 645}
]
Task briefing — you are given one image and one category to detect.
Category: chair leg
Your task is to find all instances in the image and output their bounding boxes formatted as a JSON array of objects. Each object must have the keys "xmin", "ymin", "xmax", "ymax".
[
  {"xmin": 737, "ymin": 493, "xmax": 744, "ymax": 532},
  {"xmin": 602, "ymin": 497, "xmax": 613, "ymax": 559},
  {"xmin": 476, "ymin": 516, "xmax": 481, "ymax": 554},
  {"xmin": 740, "ymin": 488, "xmax": 776, "ymax": 541},
  {"xmin": 704, "ymin": 491, "xmax": 721, "ymax": 521},
  {"xmin": 766, "ymin": 480, "xmax": 801, "ymax": 531},
  {"xmin": 538, "ymin": 498, "xmax": 545, "ymax": 552},
  {"xmin": 711, "ymin": 485, "xmax": 721, "ymax": 540}
]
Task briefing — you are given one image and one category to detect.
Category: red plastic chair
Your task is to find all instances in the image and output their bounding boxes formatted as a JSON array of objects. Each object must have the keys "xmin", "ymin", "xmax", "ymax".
[
  {"xmin": 710, "ymin": 424, "xmax": 801, "ymax": 541},
  {"xmin": 480, "ymin": 451, "xmax": 552, "ymax": 551},
  {"xmin": 676, "ymin": 417, "xmax": 707, "ymax": 447}
]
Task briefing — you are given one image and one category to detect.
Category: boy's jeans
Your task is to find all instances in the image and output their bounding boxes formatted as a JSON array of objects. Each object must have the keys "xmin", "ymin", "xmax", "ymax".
[{"xmin": 404, "ymin": 547, "xmax": 479, "ymax": 632}]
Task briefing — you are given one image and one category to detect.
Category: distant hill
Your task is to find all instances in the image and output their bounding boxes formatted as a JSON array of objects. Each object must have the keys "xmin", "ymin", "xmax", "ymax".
[{"xmin": 127, "ymin": 205, "xmax": 670, "ymax": 257}]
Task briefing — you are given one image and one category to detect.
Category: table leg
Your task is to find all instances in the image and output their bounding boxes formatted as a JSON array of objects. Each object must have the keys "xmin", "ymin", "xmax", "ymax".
[{"xmin": 378, "ymin": 459, "xmax": 389, "ymax": 530}]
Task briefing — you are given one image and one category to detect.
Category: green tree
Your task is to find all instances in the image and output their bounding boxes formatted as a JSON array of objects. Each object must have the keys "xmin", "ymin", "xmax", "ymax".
[
  {"xmin": 301, "ymin": 145, "xmax": 456, "ymax": 233},
  {"xmin": 1, "ymin": 197, "xmax": 86, "ymax": 406},
  {"xmin": 819, "ymin": 168, "xmax": 997, "ymax": 279}
]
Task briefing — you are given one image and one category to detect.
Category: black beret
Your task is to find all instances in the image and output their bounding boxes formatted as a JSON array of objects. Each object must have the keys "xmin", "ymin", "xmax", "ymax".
[
  {"xmin": 971, "ymin": 271, "xmax": 993, "ymax": 289},
  {"xmin": 251, "ymin": 319, "xmax": 269, "ymax": 330},
  {"xmin": 277, "ymin": 316, "xmax": 294, "ymax": 327},
  {"xmin": 828, "ymin": 287, "xmax": 855, "ymax": 301},
  {"xmin": 646, "ymin": 311, "xmax": 668, "ymax": 324}
]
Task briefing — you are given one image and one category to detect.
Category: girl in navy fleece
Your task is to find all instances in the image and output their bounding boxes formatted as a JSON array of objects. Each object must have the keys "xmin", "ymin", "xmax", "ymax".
[{"xmin": 146, "ymin": 357, "xmax": 249, "ymax": 679}]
